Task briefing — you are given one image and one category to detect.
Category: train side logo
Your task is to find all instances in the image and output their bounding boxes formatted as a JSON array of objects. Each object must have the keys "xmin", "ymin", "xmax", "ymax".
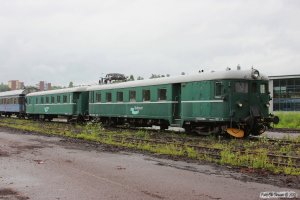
[
  {"xmin": 44, "ymin": 107, "xmax": 50, "ymax": 113},
  {"xmin": 130, "ymin": 106, "xmax": 143, "ymax": 115}
]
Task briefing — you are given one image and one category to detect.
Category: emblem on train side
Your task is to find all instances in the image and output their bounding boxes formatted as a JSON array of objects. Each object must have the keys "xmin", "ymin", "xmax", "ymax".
[
  {"xmin": 44, "ymin": 107, "xmax": 50, "ymax": 113},
  {"xmin": 130, "ymin": 106, "xmax": 143, "ymax": 115}
]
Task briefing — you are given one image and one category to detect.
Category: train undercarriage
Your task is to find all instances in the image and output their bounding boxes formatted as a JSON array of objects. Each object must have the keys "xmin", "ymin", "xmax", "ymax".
[{"xmin": 2, "ymin": 112, "xmax": 279, "ymax": 139}]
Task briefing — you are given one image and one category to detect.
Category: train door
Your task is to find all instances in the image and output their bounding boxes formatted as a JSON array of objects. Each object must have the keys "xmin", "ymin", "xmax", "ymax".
[
  {"xmin": 172, "ymin": 83, "xmax": 181, "ymax": 124},
  {"xmin": 73, "ymin": 92, "xmax": 80, "ymax": 115},
  {"xmin": 19, "ymin": 95, "xmax": 25, "ymax": 114}
]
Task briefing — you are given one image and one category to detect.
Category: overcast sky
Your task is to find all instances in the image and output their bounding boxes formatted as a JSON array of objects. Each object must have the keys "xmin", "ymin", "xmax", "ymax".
[{"xmin": 0, "ymin": 0, "xmax": 299, "ymax": 86}]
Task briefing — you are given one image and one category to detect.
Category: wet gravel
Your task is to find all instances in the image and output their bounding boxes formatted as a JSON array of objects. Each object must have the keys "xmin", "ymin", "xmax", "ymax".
[{"xmin": 1, "ymin": 126, "xmax": 299, "ymax": 190}]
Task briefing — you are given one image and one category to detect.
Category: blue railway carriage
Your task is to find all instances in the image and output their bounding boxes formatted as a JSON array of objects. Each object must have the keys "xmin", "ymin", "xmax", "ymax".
[
  {"xmin": 0, "ymin": 90, "xmax": 27, "ymax": 117},
  {"xmin": 26, "ymin": 87, "xmax": 89, "ymax": 121}
]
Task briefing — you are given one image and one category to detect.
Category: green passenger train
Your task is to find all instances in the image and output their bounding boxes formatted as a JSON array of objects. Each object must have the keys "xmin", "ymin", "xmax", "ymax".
[
  {"xmin": 87, "ymin": 68, "xmax": 278, "ymax": 138},
  {"xmin": 6, "ymin": 68, "xmax": 278, "ymax": 138},
  {"xmin": 26, "ymin": 87, "xmax": 89, "ymax": 121}
]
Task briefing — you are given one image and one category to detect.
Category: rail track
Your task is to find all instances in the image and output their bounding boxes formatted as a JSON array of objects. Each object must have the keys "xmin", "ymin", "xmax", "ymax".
[
  {"xmin": 1, "ymin": 117, "xmax": 300, "ymax": 169},
  {"xmin": 96, "ymin": 133, "xmax": 300, "ymax": 168}
]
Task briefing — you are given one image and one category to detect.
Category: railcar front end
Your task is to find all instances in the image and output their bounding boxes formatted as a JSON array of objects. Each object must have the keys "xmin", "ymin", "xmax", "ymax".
[{"xmin": 181, "ymin": 69, "xmax": 279, "ymax": 138}]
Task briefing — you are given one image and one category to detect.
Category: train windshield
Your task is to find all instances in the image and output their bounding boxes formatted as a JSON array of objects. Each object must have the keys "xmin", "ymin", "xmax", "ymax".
[
  {"xmin": 260, "ymin": 83, "xmax": 267, "ymax": 94},
  {"xmin": 234, "ymin": 82, "xmax": 248, "ymax": 93}
]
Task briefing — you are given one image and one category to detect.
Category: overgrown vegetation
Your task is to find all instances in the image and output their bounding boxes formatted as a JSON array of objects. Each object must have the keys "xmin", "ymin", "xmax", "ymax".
[
  {"xmin": 0, "ymin": 118, "xmax": 299, "ymax": 175},
  {"xmin": 274, "ymin": 112, "xmax": 300, "ymax": 129}
]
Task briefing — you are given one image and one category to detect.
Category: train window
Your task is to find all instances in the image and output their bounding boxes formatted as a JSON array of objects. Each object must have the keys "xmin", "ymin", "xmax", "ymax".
[
  {"xmin": 63, "ymin": 95, "xmax": 67, "ymax": 103},
  {"xmin": 57, "ymin": 96, "xmax": 61, "ymax": 103},
  {"xmin": 41, "ymin": 97, "xmax": 44, "ymax": 104},
  {"xmin": 129, "ymin": 90, "xmax": 136, "ymax": 102},
  {"xmin": 158, "ymin": 89, "xmax": 167, "ymax": 101},
  {"xmin": 235, "ymin": 82, "xmax": 248, "ymax": 93},
  {"xmin": 36, "ymin": 98, "xmax": 38, "ymax": 104},
  {"xmin": 117, "ymin": 92, "xmax": 123, "ymax": 102},
  {"xmin": 28, "ymin": 98, "xmax": 31, "ymax": 104},
  {"xmin": 251, "ymin": 83, "xmax": 257, "ymax": 93},
  {"xmin": 106, "ymin": 92, "xmax": 112, "ymax": 102},
  {"xmin": 143, "ymin": 90, "xmax": 150, "ymax": 101},
  {"xmin": 13, "ymin": 98, "xmax": 17, "ymax": 104},
  {"xmin": 51, "ymin": 96, "xmax": 55, "ymax": 103},
  {"xmin": 46, "ymin": 97, "xmax": 49, "ymax": 103},
  {"xmin": 215, "ymin": 82, "xmax": 222, "ymax": 97},
  {"xmin": 96, "ymin": 93, "xmax": 101, "ymax": 102},
  {"xmin": 260, "ymin": 84, "xmax": 267, "ymax": 94}
]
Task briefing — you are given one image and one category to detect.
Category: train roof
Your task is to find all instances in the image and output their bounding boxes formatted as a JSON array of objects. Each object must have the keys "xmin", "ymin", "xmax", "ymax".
[
  {"xmin": 26, "ymin": 86, "xmax": 88, "ymax": 97},
  {"xmin": 87, "ymin": 68, "xmax": 268, "ymax": 91},
  {"xmin": 0, "ymin": 89, "xmax": 26, "ymax": 97}
]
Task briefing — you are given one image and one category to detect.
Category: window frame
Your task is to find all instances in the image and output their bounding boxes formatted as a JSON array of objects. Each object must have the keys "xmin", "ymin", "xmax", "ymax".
[
  {"xmin": 143, "ymin": 89, "xmax": 151, "ymax": 101},
  {"xmin": 234, "ymin": 81, "xmax": 248, "ymax": 93},
  {"xmin": 57, "ymin": 96, "xmax": 61, "ymax": 103},
  {"xmin": 117, "ymin": 91, "xmax": 123, "ymax": 102},
  {"xmin": 96, "ymin": 93, "xmax": 101, "ymax": 102},
  {"xmin": 63, "ymin": 95, "xmax": 68, "ymax": 103},
  {"xmin": 51, "ymin": 96, "xmax": 55, "ymax": 104},
  {"xmin": 260, "ymin": 83, "xmax": 267, "ymax": 94},
  {"xmin": 106, "ymin": 92, "xmax": 112, "ymax": 102},
  {"xmin": 129, "ymin": 90, "xmax": 136, "ymax": 102},
  {"xmin": 215, "ymin": 82, "xmax": 222, "ymax": 98},
  {"xmin": 158, "ymin": 88, "xmax": 167, "ymax": 101}
]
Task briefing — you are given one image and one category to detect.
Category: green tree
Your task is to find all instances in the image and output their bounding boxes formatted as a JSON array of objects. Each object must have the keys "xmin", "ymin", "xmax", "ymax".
[
  {"xmin": 0, "ymin": 83, "xmax": 10, "ymax": 92},
  {"xmin": 52, "ymin": 85, "xmax": 63, "ymax": 90},
  {"xmin": 128, "ymin": 75, "xmax": 135, "ymax": 81},
  {"xmin": 68, "ymin": 81, "xmax": 74, "ymax": 88},
  {"xmin": 149, "ymin": 74, "xmax": 161, "ymax": 79}
]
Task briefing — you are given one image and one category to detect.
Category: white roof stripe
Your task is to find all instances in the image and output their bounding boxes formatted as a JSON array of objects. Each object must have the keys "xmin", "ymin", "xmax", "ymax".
[
  {"xmin": 26, "ymin": 87, "xmax": 88, "ymax": 97},
  {"xmin": 0, "ymin": 90, "xmax": 25, "ymax": 97},
  {"xmin": 87, "ymin": 69, "xmax": 268, "ymax": 91}
]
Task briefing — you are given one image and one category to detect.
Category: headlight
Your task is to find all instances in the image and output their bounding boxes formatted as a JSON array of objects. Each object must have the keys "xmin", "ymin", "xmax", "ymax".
[
  {"xmin": 237, "ymin": 103, "xmax": 243, "ymax": 108},
  {"xmin": 252, "ymin": 69, "xmax": 260, "ymax": 79},
  {"xmin": 266, "ymin": 103, "xmax": 270, "ymax": 108}
]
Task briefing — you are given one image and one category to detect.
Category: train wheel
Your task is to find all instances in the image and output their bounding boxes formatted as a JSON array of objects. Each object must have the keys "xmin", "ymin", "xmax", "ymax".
[
  {"xmin": 183, "ymin": 125, "xmax": 192, "ymax": 133},
  {"xmin": 160, "ymin": 124, "xmax": 169, "ymax": 131}
]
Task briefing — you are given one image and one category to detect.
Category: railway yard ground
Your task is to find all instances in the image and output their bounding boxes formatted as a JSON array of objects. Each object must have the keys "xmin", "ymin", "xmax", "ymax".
[{"xmin": 0, "ymin": 118, "xmax": 300, "ymax": 200}]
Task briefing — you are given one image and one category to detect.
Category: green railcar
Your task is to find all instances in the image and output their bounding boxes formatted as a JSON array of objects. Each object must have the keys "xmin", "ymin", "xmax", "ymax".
[
  {"xmin": 87, "ymin": 68, "xmax": 278, "ymax": 138},
  {"xmin": 88, "ymin": 83, "xmax": 177, "ymax": 128},
  {"xmin": 26, "ymin": 87, "xmax": 89, "ymax": 121}
]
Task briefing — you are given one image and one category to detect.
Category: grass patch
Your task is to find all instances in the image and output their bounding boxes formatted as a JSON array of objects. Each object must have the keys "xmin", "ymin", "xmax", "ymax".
[
  {"xmin": 0, "ymin": 117, "xmax": 299, "ymax": 175},
  {"xmin": 274, "ymin": 112, "xmax": 300, "ymax": 129}
]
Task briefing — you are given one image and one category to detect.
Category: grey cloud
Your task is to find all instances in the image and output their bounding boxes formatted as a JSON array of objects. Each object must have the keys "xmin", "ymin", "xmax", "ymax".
[{"xmin": 0, "ymin": 0, "xmax": 300, "ymax": 86}]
